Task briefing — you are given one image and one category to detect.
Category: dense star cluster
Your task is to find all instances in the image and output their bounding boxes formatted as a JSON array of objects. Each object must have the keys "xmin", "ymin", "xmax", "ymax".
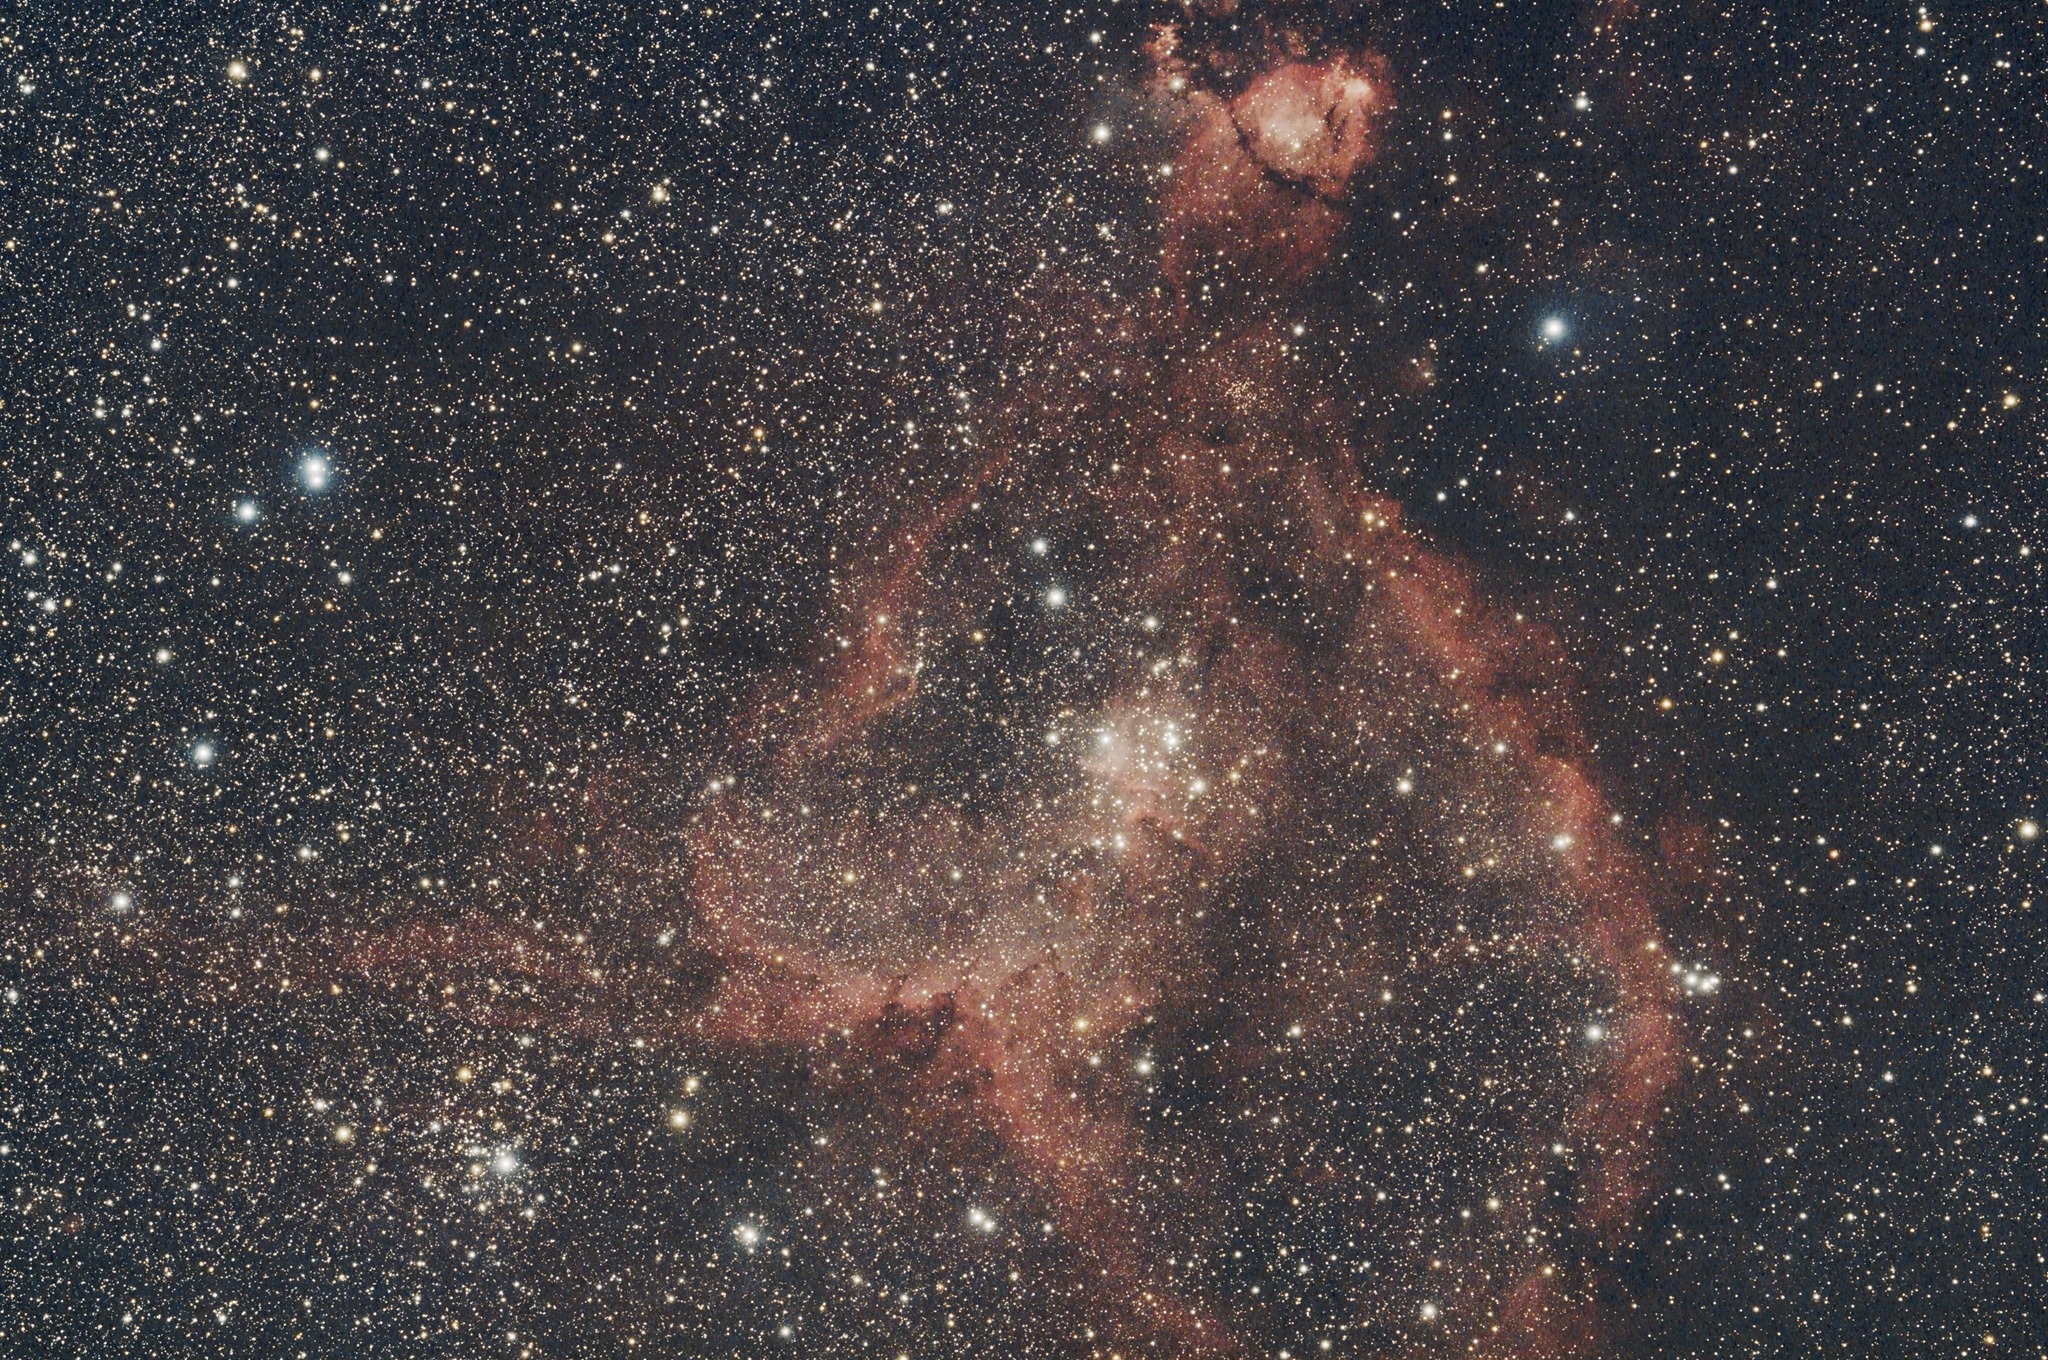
[{"xmin": 2, "ymin": 2, "xmax": 2044, "ymax": 1357}]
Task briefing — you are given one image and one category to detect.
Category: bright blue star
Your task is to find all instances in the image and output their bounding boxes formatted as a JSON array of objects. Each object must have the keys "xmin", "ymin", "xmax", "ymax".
[{"xmin": 298, "ymin": 449, "xmax": 333, "ymax": 491}]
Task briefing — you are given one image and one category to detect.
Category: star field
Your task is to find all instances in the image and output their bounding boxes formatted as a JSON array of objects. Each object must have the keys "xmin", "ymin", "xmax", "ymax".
[{"xmin": 2, "ymin": 2, "xmax": 2045, "ymax": 1357}]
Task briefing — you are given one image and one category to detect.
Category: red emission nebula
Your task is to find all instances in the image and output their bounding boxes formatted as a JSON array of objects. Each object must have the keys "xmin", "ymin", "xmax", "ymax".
[
  {"xmin": 166, "ymin": 20, "xmax": 1699, "ymax": 1360},
  {"xmin": 678, "ymin": 29, "xmax": 1686, "ymax": 1355}
]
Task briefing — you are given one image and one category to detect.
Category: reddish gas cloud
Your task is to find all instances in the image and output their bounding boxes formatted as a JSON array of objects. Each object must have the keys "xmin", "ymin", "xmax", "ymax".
[
  {"xmin": 1151, "ymin": 28, "xmax": 1388, "ymax": 288},
  {"xmin": 649, "ymin": 29, "xmax": 1688, "ymax": 1353},
  {"xmin": 145, "ymin": 22, "xmax": 1692, "ymax": 1360}
]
